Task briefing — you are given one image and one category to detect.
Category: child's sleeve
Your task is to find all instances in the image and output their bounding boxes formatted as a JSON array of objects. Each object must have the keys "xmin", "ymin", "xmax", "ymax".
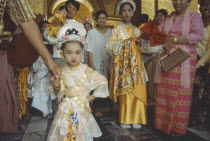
[
  {"xmin": 106, "ymin": 27, "xmax": 124, "ymax": 55},
  {"xmin": 88, "ymin": 71, "xmax": 109, "ymax": 98}
]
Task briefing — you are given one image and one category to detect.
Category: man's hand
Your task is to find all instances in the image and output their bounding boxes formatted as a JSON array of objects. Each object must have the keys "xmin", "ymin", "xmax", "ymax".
[
  {"xmin": 45, "ymin": 57, "xmax": 60, "ymax": 79},
  {"xmin": 21, "ymin": 20, "xmax": 60, "ymax": 79},
  {"xmin": 50, "ymin": 73, "xmax": 61, "ymax": 91}
]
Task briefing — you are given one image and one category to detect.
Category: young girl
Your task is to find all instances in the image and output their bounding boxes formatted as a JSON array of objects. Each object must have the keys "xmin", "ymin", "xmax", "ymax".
[
  {"xmin": 106, "ymin": 0, "xmax": 148, "ymax": 129},
  {"xmin": 47, "ymin": 25, "xmax": 109, "ymax": 141},
  {"xmin": 86, "ymin": 10, "xmax": 111, "ymax": 79}
]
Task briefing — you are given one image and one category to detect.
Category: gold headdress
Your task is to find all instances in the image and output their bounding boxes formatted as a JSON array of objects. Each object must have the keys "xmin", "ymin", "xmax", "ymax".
[{"xmin": 117, "ymin": 0, "xmax": 136, "ymax": 12}]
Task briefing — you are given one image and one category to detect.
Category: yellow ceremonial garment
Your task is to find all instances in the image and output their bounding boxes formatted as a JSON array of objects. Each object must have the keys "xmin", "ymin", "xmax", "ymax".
[
  {"xmin": 106, "ymin": 23, "xmax": 147, "ymax": 124},
  {"xmin": 14, "ymin": 66, "xmax": 29, "ymax": 119},
  {"xmin": 47, "ymin": 14, "xmax": 68, "ymax": 38}
]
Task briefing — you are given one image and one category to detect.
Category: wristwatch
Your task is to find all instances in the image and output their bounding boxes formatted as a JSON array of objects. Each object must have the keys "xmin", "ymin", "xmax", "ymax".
[{"xmin": 173, "ymin": 37, "xmax": 178, "ymax": 43}]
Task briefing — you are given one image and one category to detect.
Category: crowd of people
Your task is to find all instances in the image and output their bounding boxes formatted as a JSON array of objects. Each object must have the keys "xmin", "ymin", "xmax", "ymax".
[{"xmin": 0, "ymin": 0, "xmax": 210, "ymax": 140}]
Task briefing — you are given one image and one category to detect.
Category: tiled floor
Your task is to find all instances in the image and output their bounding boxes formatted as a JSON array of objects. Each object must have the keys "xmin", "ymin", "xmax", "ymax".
[
  {"xmin": 188, "ymin": 125, "xmax": 210, "ymax": 141},
  {"xmin": 1, "ymin": 99, "xmax": 210, "ymax": 141}
]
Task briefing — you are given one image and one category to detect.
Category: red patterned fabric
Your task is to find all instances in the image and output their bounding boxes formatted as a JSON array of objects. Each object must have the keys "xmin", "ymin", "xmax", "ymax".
[{"xmin": 140, "ymin": 20, "xmax": 167, "ymax": 47}]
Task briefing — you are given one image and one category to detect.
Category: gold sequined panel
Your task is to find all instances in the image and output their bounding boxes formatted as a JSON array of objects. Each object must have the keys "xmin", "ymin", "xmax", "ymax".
[
  {"xmin": 60, "ymin": 65, "xmax": 93, "ymax": 114},
  {"xmin": 60, "ymin": 65, "xmax": 94, "ymax": 99},
  {"xmin": 7, "ymin": 0, "xmax": 35, "ymax": 25}
]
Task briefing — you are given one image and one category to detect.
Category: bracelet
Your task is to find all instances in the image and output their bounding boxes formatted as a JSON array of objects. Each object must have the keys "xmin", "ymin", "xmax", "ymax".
[{"xmin": 173, "ymin": 37, "xmax": 178, "ymax": 43}]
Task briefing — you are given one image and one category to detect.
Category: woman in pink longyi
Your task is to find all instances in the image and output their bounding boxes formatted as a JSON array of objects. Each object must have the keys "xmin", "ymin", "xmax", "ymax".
[{"xmin": 154, "ymin": 0, "xmax": 204, "ymax": 136}]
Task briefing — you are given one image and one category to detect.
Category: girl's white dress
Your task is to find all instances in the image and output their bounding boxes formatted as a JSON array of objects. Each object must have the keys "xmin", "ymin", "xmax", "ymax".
[
  {"xmin": 47, "ymin": 63, "xmax": 109, "ymax": 141},
  {"xmin": 31, "ymin": 56, "xmax": 52, "ymax": 115},
  {"xmin": 86, "ymin": 28, "xmax": 111, "ymax": 79}
]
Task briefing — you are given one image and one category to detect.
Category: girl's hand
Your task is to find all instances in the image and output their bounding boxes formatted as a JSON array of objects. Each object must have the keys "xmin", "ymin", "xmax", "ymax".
[
  {"xmin": 163, "ymin": 37, "xmax": 174, "ymax": 51},
  {"xmin": 87, "ymin": 96, "xmax": 96, "ymax": 102},
  {"xmin": 50, "ymin": 74, "xmax": 61, "ymax": 90}
]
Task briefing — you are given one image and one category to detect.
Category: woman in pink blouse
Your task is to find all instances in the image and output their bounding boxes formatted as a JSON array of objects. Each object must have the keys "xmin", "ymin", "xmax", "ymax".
[{"xmin": 154, "ymin": 0, "xmax": 204, "ymax": 136}]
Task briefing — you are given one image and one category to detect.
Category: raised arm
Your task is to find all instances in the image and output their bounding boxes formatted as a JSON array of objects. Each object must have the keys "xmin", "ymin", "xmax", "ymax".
[
  {"xmin": 21, "ymin": 20, "xmax": 60, "ymax": 78},
  {"xmin": 8, "ymin": 0, "xmax": 60, "ymax": 78}
]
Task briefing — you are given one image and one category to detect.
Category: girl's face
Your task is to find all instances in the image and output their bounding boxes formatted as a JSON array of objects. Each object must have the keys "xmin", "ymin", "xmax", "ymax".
[
  {"xmin": 155, "ymin": 12, "xmax": 166, "ymax": 25},
  {"xmin": 61, "ymin": 42, "xmax": 84, "ymax": 67},
  {"xmin": 200, "ymin": 0, "xmax": 210, "ymax": 18},
  {"xmin": 120, "ymin": 4, "xmax": 134, "ymax": 23},
  {"xmin": 84, "ymin": 23, "xmax": 92, "ymax": 31},
  {"xmin": 58, "ymin": 9, "xmax": 68, "ymax": 18},
  {"xmin": 172, "ymin": 0, "xmax": 190, "ymax": 14},
  {"xmin": 96, "ymin": 14, "xmax": 107, "ymax": 27}
]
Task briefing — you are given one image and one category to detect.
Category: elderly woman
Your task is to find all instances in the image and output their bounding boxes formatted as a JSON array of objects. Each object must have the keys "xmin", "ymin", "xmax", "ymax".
[
  {"xmin": 154, "ymin": 0, "xmax": 204, "ymax": 136},
  {"xmin": 84, "ymin": 20, "xmax": 93, "ymax": 33}
]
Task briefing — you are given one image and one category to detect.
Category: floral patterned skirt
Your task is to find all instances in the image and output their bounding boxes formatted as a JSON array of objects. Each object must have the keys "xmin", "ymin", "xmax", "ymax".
[{"xmin": 154, "ymin": 51, "xmax": 197, "ymax": 134}]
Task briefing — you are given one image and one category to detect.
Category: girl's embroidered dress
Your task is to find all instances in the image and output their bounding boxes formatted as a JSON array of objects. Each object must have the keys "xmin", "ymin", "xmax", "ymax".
[
  {"xmin": 47, "ymin": 63, "xmax": 108, "ymax": 141},
  {"xmin": 106, "ymin": 22, "xmax": 148, "ymax": 125}
]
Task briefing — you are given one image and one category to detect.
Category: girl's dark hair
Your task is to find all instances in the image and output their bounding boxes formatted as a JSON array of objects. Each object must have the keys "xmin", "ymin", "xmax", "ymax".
[
  {"xmin": 61, "ymin": 40, "xmax": 84, "ymax": 51},
  {"xmin": 155, "ymin": 9, "xmax": 168, "ymax": 17},
  {"xmin": 38, "ymin": 20, "xmax": 48, "ymax": 32},
  {"xmin": 58, "ymin": 6, "xmax": 66, "ymax": 11},
  {"xmin": 84, "ymin": 22, "xmax": 93, "ymax": 29},
  {"xmin": 65, "ymin": 0, "xmax": 80, "ymax": 11},
  {"xmin": 119, "ymin": 2, "xmax": 134, "ymax": 12},
  {"xmin": 96, "ymin": 10, "xmax": 108, "ymax": 19},
  {"xmin": 138, "ymin": 14, "xmax": 149, "ymax": 23}
]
